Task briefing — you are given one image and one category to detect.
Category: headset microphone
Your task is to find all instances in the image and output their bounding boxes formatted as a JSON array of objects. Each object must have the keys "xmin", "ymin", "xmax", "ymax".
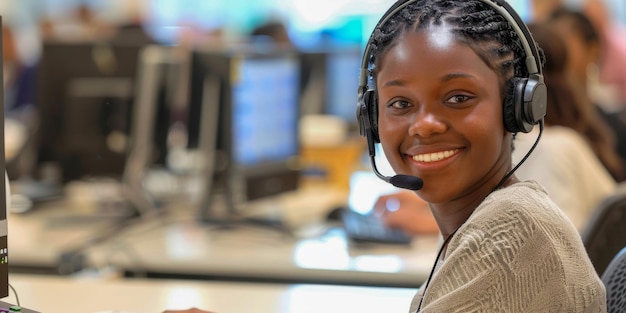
[{"xmin": 366, "ymin": 129, "xmax": 424, "ymax": 191}]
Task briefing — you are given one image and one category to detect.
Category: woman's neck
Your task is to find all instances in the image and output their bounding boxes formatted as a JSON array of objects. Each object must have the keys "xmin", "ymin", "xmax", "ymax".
[
  {"xmin": 430, "ymin": 175, "xmax": 518, "ymax": 238},
  {"xmin": 429, "ymin": 194, "xmax": 484, "ymax": 239}
]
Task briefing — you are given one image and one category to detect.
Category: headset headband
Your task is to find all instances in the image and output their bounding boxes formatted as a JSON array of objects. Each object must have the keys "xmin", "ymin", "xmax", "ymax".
[{"xmin": 358, "ymin": 0, "xmax": 542, "ymax": 90}]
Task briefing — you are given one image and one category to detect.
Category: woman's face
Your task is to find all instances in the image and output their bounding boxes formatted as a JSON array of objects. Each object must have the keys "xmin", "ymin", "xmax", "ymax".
[{"xmin": 376, "ymin": 29, "xmax": 512, "ymax": 206}]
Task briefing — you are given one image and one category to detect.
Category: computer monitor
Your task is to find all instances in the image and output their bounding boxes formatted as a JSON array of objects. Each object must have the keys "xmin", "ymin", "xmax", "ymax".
[
  {"xmin": 0, "ymin": 16, "xmax": 9, "ymax": 299},
  {"xmin": 34, "ymin": 40, "xmax": 147, "ymax": 183},
  {"xmin": 325, "ymin": 48, "xmax": 362, "ymax": 125},
  {"xmin": 190, "ymin": 47, "xmax": 302, "ymax": 228},
  {"xmin": 299, "ymin": 46, "xmax": 362, "ymax": 130},
  {"xmin": 122, "ymin": 44, "xmax": 187, "ymax": 217}
]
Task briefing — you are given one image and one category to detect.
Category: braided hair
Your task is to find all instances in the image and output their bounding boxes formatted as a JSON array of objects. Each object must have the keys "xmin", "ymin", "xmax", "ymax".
[{"xmin": 368, "ymin": 0, "xmax": 531, "ymax": 95}]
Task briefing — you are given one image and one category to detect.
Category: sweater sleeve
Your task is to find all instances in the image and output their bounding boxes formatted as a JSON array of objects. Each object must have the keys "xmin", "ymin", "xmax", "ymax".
[{"xmin": 415, "ymin": 183, "xmax": 606, "ymax": 312}]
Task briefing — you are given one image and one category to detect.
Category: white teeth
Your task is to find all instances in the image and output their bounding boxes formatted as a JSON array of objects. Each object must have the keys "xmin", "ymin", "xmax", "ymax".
[{"xmin": 413, "ymin": 149, "xmax": 458, "ymax": 163}]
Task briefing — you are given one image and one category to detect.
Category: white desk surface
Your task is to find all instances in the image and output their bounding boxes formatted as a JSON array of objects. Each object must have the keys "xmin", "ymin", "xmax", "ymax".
[
  {"xmin": 86, "ymin": 213, "xmax": 439, "ymax": 287},
  {"xmin": 4, "ymin": 274, "xmax": 418, "ymax": 313},
  {"xmin": 7, "ymin": 182, "xmax": 347, "ymax": 263},
  {"xmin": 9, "ymin": 184, "xmax": 439, "ymax": 287},
  {"xmin": 8, "ymin": 198, "xmax": 122, "ymax": 271}
]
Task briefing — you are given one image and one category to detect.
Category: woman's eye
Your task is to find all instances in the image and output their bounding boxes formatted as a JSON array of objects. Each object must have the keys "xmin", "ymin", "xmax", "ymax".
[
  {"xmin": 447, "ymin": 94, "xmax": 472, "ymax": 104},
  {"xmin": 389, "ymin": 100, "xmax": 410, "ymax": 109}
]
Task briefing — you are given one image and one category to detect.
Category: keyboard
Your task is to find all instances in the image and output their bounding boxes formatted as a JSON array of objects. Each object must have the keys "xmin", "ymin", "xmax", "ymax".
[{"xmin": 340, "ymin": 209, "xmax": 412, "ymax": 245}]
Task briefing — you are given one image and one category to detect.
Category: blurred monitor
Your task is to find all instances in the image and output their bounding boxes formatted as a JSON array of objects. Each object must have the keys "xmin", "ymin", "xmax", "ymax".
[
  {"xmin": 34, "ymin": 40, "xmax": 165, "ymax": 184},
  {"xmin": 299, "ymin": 46, "xmax": 362, "ymax": 130},
  {"xmin": 189, "ymin": 47, "xmax": 302, "ymax": 223},
  {"xmin": 0, "ymin": 16, "xmax": 8, "ymax": 298},
  {"xmin": 121, "ymin": 45, "xmax": 187, "ymax": 216}
]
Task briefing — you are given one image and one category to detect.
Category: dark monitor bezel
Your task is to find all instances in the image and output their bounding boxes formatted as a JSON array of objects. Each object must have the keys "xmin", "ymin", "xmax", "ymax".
[
  {"xmin": 34, "ymin": 40, "xmax": 147, "ymax": 183},
  {"xmin": 0, "ymin": 16, "xmax": 9, "ymax": 299}
]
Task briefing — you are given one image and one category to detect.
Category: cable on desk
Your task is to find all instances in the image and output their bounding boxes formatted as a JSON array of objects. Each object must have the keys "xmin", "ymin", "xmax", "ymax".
[
  {"xmin": 8, "ymin": 283, "xmax": 20, "ymax": 307},
  {"xmin": 56, "ymin": 209, "xmax": 170, "ymax": 275}
]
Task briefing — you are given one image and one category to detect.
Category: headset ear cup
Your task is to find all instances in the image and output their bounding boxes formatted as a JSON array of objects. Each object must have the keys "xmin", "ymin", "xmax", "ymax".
[
  {"xmin": 503, "ymin": 77, "xmax": 523, "ymax": 133},
  {"xmin": 357, "ymin": 96, "xmax": 368, "ymax": 138},
  {"xmin": 362, "ymin": 89, "xmax": 380, "ymax": 143},
  {"xmin": 370, "ymin": 91, "xmax": 380, "ymax": 143}
]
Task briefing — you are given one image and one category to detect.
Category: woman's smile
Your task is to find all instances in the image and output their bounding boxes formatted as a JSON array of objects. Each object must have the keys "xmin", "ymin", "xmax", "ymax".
[
  {"xmin": 411, "ymin": 148, "xmax": 460, "ymax": 163},
  {"xmin": 406, "ymin": 147, "xmax": 463, "ymax": 174}
]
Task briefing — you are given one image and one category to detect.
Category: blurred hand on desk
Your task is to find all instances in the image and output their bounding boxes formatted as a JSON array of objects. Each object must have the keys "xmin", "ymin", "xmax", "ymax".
[{"xmin": 373, "ymin": 190, "xmax": 439, "ymax": 235}]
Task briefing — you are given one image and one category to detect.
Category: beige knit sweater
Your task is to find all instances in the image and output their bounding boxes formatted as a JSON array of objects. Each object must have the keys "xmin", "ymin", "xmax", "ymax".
[{"xmin": 410, "ymin": 180, "xmax": 606, "ymax": 312}]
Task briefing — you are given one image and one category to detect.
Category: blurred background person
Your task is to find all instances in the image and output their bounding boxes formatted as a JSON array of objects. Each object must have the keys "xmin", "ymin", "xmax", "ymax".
[
  {"xmin": 249, "ymin": 19, "xmax": 294, "ymax": 48},
  {"xmin": 529, "ymin": 0, "xmax": 563, "ymax": 21},
  {"xmin": 3, "ymin": 25, "xmax": 37, "ymax": 115},
  {"xmin": 372, "ymin": 190, "xmax": 438, "ymax": 236},
  {"xmin": 108, "ymin": 0, "xmax": 156, "ymax": 46},
  {"xmin": 547, "ymin": 7, "xmax": 603, "ymax": 103},
  {"xmin": 546, "ymin": 6, "xmax": 626, "ymax": 182},
  {"xmin": 45, "ymin": 2, "xmax": 114, "ymax": 41},
  {"xmin": 3, "ymin": 24, "xmax": 39, "ymax": 181},
  {"xmin": 581, "ymin": 0, "xmax": 626, "ymax": 108},
  {"xmin": 513, "ymin": 22, "xmax": 619, "ymax": 230}
]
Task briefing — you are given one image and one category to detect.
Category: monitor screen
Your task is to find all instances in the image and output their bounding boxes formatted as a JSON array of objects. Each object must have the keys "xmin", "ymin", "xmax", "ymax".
[
  {"xmin": 225, "ymin": 53, "xmax": 301, "ymax": 202},
  {"xmin": 324, "ymin": 49, "xmax": 361, "ymax": 125},
  {"xmin": 231, "ymin": 56, "xmax": 300, "ymax": 166},
  {"xmin": 298, "ymin": 47, "xmax": 362, "ymax": 129}
]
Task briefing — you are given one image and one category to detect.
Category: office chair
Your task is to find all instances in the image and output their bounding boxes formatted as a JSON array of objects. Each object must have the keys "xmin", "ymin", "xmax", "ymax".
[
  {"xmin": 601, "ymin": 246, "xmax": 626, "ymax": 313},
  {"xmin": 580, "ymin": 183, "xmax": 626, "ymax": 277}
]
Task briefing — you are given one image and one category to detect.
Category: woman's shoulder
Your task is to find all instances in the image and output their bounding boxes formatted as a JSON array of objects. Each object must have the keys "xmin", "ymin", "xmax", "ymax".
[
  {"xmin": 447, "ymin": 181, "xmax": 591, "ymax": 278},
  {"xmin": 482, "ymin": 180, "xmax": 556, "ymax": 212},
  {"xmin": 438, "ymin": 181, "xmax": 605, "ymax": 312},
  {"xmin": 465, "ymin": 181, "xmax": 577, "ymax": 238}
]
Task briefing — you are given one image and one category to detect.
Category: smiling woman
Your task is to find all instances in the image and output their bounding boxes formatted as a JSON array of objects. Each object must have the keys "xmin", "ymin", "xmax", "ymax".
[{"xmin": 355, "ymin": 0, "xmax": 606, "ymax": 312}]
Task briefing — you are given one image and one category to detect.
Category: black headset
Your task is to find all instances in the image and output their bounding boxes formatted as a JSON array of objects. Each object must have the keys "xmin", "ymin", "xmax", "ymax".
[{"xmin": 356, "ymin": 0, "xmax": 547, "ymax": 148}]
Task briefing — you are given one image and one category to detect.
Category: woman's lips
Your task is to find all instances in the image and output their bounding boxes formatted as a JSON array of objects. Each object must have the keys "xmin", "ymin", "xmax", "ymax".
[{"xmin": 411, "ymin": 149, "xmax": 460, "ymax": 163}]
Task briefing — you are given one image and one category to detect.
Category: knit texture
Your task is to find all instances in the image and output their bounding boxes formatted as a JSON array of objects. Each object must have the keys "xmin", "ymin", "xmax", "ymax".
[{"xmin": 410, "ymin": 181, "xmax": 606, "ymax": 312}]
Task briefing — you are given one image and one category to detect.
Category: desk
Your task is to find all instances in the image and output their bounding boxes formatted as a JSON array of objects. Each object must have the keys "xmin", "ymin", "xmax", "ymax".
[
  {"xmin": 86, "ymin": 212, "xmax": 438, "ymax": 288},
  {"xmin": 9, "ymin": 184, "xmax": 438, "ymax": 288},
  {"xmin": 4, "ymin": 274, "xmax": 418, "ymax": 313},
  {"xmin": 8, "ymin": 198, "xmax": 123, "ymax": 274}
]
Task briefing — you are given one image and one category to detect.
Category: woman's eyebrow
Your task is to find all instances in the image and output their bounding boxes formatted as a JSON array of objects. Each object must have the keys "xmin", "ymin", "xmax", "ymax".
[
  {"xmin": 381, "ymin": 78, "xmax": 406, "ymax": 88},
  {"xmin": 440, "ymin": 72, "xmax": 476, "ymax": 82},
  {"xmin": 381, "ymin": 72, "xmax": 476, "ymax": 88}
]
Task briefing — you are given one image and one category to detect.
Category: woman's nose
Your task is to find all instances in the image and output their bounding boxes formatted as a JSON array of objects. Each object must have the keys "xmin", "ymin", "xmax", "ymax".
[{"xmin": 407, "ymin": 110, "xmax": 447, "ymax": 138}]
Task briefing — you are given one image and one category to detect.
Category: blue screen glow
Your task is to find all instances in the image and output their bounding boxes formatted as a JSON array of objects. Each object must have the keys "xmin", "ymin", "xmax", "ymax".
[{"xmin": 231, "ymin": 56, "xmax": 300, "ymax": 166}]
